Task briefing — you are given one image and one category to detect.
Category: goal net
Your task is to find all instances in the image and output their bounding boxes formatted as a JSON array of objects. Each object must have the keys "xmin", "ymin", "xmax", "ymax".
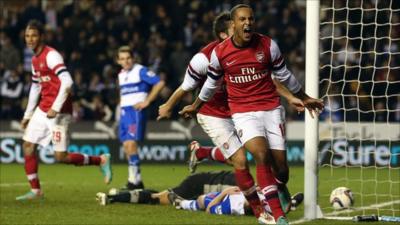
[{"xmin": 318, "ymin": 0, "xmax": 400, "ymax": 218}]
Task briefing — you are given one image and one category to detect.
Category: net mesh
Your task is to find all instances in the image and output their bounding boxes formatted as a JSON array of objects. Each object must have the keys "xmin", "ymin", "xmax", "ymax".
[{"xmin": 318, "ymin": 0, "xmax": 400, "ymax": 217}]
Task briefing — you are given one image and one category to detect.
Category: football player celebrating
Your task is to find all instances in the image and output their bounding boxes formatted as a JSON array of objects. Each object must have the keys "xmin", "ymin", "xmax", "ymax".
[
  {"xmin": 159, "ymin": 11, "xmax": 307, "ymax": 222},
  {"xmin": 180, "ymin": 4, "xmax": 324, "ymax": 224}
]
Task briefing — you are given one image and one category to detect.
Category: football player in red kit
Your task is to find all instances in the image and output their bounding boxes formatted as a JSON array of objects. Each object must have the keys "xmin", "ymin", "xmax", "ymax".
[
  {"xmin": 180, "ymin": 4, "xmax": 324, "ymax": 225},
  {"xmin": 16, "ymin": 20, "xmax": 112, "ymax": 201}
]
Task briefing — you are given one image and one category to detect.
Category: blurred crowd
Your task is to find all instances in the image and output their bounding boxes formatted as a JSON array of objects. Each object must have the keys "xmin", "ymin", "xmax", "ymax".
[
  {"xmin": 319, "ymin": 0, "xmax": 400, "ymax": 122},
  {"xmin": 1, "ymin": 0, "xmax": 398, "ymax": 122}
]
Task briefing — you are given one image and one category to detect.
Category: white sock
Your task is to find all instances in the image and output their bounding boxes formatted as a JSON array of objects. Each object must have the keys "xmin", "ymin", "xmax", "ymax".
[
  {"xmin": 180, "ymin": 200, "xmax": 200, "ymax": 211},
  {"xmin": 31, "ymin": 189, "xmax": 41, "ymax": 194},
  {"xmin": 128, "ymin": 165, "xmax": 142, "ymax": 184},
  {"xmin": 128, "ymin": 154, "xmax": 142, "ymax": 184}
]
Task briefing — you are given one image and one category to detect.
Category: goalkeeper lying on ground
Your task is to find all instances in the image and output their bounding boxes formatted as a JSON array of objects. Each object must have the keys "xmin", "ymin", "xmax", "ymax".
[{"xmin": 95, "ymin": 171, "xmax": 303, "ymax": 212}]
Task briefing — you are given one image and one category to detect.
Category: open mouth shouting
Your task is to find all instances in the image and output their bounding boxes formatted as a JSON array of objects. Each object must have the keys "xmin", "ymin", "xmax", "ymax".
[{"xmin": 243, "ymin": 26, "xmax": 252, "ymax": 40}]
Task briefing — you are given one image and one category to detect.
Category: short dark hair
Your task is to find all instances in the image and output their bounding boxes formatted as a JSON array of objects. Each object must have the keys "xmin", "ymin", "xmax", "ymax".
[
  {"xmin": 213, "ymin": 12, "xmax": 231, "ymax": 41},
  {"xmin": 230, "ymin": 4, "xmax": 252, "ymax": 19},
  {"xmin": 26, "ymin": 20, "xmax": 44, "ymax": 35}
]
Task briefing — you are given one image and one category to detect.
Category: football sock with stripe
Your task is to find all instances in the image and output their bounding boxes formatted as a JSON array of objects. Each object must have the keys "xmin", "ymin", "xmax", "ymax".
[{"xmin": 128, "ymin": 154, "xmax": 142, "ymax": 185}]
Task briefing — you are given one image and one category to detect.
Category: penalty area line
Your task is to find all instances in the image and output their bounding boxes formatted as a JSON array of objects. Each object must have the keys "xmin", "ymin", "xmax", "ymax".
[
  {"xmin": 290, "ymin": 200, "xmax": 400, "ymax": 224},
  {"xmin": 0, "ymin": 182, "xmax": 57, "ymax": 187}
]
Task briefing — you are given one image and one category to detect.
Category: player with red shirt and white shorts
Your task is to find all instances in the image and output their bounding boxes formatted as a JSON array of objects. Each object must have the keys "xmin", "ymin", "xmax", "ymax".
[
  {"xmin": 16, "ymin": 20, "xmax": 112, "ymax": 201},
  {"xmin": 159, "ymin": 12, "xmax": 305, "ymax": 223},
  {"xmin": 158, "ymin": 13, "xmax": 303, "ymax": 166},
  {"xmin": 180, "ymin": 5, "xmax": 324, "ymax": 225},
  {"xmin": 158, "ymin": 13, "xmax": 241, "ymax": 165}
]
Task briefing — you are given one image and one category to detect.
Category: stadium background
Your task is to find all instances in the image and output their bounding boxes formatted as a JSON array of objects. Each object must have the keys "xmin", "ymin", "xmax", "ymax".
[
  {"xmin": 1, "ymin": 0, "xmax": 398, "ymax": 164},
  {"xmin": 1, "ymin": 0, "xmax": 311, "ymax": 122},
  {"xmin": 0, "ymin": 0, "xmax": 399, "ymax": 224}
]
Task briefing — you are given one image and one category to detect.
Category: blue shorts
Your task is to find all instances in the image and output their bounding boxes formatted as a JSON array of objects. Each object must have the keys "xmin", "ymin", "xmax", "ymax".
[{"xmin": 119, "ymin": 107, "xmax": 146, "ymax": 142}]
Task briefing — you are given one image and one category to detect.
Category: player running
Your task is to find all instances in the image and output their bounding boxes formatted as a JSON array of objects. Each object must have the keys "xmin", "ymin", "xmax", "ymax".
[
  {"xmin": 17, "ymin": 20, "xmax": 112, "ymax": 201},
  {"xmin": 116, "ymin": 46, "xmax": 165, "ymax": 190},
  {"xmin": 179, "ymin": 4, "xmax": 324, "ymax": 224},
  {"xmin": 158, "ymin": 11, "xmax": 306, "ymax": 220}
]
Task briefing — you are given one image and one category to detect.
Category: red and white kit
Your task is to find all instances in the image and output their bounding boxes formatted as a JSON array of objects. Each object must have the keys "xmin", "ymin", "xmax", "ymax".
[
  {"xmin": 23, "ymin": 45, "xmax": 73, "ymax": 151},
  {"xmin": 200, "ymin": 33, "xmax": 302, "ymax": 150},
  {"xmin": 181, "ymin": 41, "xmax": 241, "ymax": 158}
]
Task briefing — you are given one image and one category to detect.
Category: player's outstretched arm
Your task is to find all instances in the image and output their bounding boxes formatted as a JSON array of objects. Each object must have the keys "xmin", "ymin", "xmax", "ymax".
[
  {"xmin": 179, "ymin": 49, "xmax": 223, "ymax": 119},
  {"xmin": 272, "ymin": 78, "xmax": 305, "ymax": 113},
  {"xmin": 134, "ymin": 80, "xmax": 165, "ymax": 110},
  {"xmin": 293, "ymin": 89, "xmax": 324, "ymax": 118},
  {"xmin": 158, "ymin": 53, "xmax": 207, "ymax": 120},
  {"xmin": 178, "ymin": 97, "xmax": 205, "ymax": 119},
  {"xmin": 158, "ymin": 87, "xmax": 189, "ymax": 120},
  {"xmin": 206, "ymin": 187, "xmax": 240, "ymax": 213},
  {"xmin": 178, "ymin": 75, "xmax": 221, "ymax": 119},
  {"xmin": 269, "ymin": 40, "xmax": 324, "ymax": 118}
]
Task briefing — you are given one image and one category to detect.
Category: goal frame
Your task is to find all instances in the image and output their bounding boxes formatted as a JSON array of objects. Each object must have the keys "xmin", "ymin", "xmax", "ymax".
[{"xmin": 304, "ymin": 0, "xmax": 321, "ymax": 220}]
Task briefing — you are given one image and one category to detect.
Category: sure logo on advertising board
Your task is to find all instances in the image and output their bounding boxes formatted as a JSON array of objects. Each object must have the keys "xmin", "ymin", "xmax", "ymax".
[{"xmin": 1, "ymin": 138, "xmax": 398, "ymax": 166}]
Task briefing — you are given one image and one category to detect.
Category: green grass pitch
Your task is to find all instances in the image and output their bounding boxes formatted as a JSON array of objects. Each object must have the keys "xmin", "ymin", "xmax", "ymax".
[{"xmin": 0, "ymin": 163, "xmax": 398, "ymax": 224}]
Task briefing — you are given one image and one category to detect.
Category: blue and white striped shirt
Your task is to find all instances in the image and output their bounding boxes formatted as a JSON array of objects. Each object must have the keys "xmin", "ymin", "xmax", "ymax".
[{"xmin": 118, "ymin": 64, "xmax": 161, "ymax": 107}]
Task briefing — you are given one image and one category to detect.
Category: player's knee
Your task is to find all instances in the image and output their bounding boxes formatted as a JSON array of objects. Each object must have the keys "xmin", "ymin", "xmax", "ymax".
[
  {"xmin": 54, "ymin": 153, "xmax": 68, "ymax": 163},
  {"xmin": 252, "ymin": 151, "xmax": 268, "ymax": 165},
  {"xmin": 124, "ymin": 141, "xmax": 138, "ymax": 154},
  {"xmin": 230, "ymin": 153, "xmax": 247, "ymax": 170},
  {"xmin": 22, "ymin": 141, "xmax": 35, "ymax": 156},
  {"xmin": 197, "ymin": 196, "xmax": 205, "ymax": 210},
  {"xmin": 54, "ymin": 155, "xmax": 64, "ymax": 162},
  {"xmin": 232, "ymin": 161, "xmax": 247, "ymax": 170}
]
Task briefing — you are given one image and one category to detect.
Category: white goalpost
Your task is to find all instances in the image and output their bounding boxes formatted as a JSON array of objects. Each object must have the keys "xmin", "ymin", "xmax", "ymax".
[
  {"xmin": 304, "ymin": 0, "xmax": 321, "ymax": 220},
  {"xmin": 305, "ymin": 0, "xmax": 400, "ymax": 221}
]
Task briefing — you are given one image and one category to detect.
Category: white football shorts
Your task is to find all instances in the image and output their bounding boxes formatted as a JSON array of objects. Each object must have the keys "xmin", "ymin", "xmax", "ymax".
[
  {"xmin": 23, "ymin": 107, "xmax": 71, "ymax": 152},
  {"xmin": 196, "ymin": 113, "xmax": 242, "ymax": 159},
  {"xmin": 231, "ymin": 105, "xmax": 286, "ymax": 150}
]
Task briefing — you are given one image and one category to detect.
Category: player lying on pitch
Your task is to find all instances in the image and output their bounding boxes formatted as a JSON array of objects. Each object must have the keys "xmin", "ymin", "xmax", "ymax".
[{"xmin": 95, "ymin": 171, "xmax": 303, "ymax": 220}]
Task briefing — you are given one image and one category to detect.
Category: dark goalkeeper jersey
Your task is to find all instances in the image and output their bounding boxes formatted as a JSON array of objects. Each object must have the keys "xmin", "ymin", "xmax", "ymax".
[{"xmin": 171, "ymin": 171, "xmax": 236, "ymax": 199}]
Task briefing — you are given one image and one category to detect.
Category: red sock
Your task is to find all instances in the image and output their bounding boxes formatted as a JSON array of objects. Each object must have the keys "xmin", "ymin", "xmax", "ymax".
[
  {"xmin": 195, "ymin": 146, "xmax": 213, "ymax": 160},
  {"xmin": 234, "ymin": 168, "xmax": 262, "ymax": 218},
  {"xmin": 211, "ymin": 147, "xmax": 226, "ymax": 163},
  {"xmin": 195, "ymin": 146, "xmax": 227, "ymax": 163},
  {"xmin": 67, "ymin": 153, "xmax": 101, "ymax": 166},
  {"xmin": 24, "ymin": 155, "xmax": 40, "ymax": 191},
  {"xmin": 89, "ymin": 156, "xmax": 101, "ymax": 165},
  {"xmin": 256, "ymin": 165, "xmax": 285, "ymax": 220}
]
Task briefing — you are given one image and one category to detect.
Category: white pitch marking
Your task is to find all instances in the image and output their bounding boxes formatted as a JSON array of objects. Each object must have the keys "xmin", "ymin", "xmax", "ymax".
[{"xmin": 290, "ymin": 200, "xmax": 400, "ymax": 224}]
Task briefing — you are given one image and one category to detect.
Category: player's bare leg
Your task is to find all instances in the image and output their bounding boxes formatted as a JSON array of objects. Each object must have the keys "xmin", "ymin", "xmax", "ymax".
[
  {"xmin": 152, "ymin": 190, "xmax": 171, "ymax": 205},
  {"xmin": 123, "ymin": 140, "xmax": 144, "ymax": 189},
  {"xmin": 243, "ymin": 136, "xmax": 286, "ymax": 222},
  {"xmin": 16, "ymin": 141, "xmax": 43, "ymax": 201}
]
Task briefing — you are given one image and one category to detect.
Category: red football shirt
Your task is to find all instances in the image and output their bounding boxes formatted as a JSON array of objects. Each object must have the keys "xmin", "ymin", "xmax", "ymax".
[
  {"xmin": 207, "ymin": 33, "xmax": 283, "ymax": 114},
  {"xmin": 182, "ymin": 40, "xmax": 230, "ymax": 118},
  {"xmin": 31, "ymin": 45, "xmax": 72, "ymax": 114}
]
